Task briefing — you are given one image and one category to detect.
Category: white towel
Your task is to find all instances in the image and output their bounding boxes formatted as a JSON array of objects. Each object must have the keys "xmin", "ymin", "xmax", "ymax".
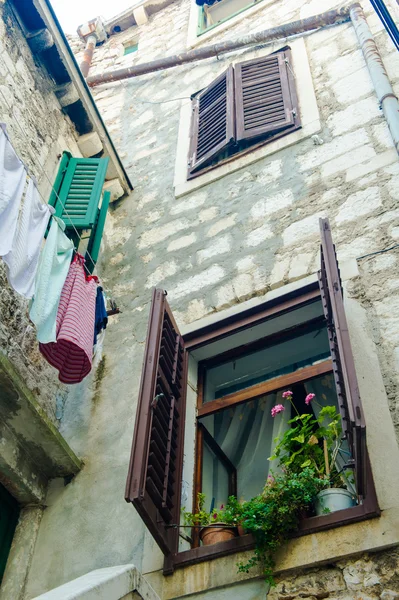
[
  {"xmin": 3, "ymin": 179, "xmax": 54, "ymax": 298},
  {"xmin": 30, "ymin": 216, "xmax": 74, "ymax": 344},
  {"xmin": 0, "ymin": 125, "xmax": 27, "ymax": 256}
]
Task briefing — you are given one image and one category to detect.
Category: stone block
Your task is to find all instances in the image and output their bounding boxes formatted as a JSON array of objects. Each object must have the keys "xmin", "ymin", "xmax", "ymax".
[
  {"xmin": 103, "ymin": 178, "xmax": 124, "ymax": 203},
  {"xmin": 207, "ymin": 215, "xmax": 237, "ymax": 238},
  {"xmin": 283, "ymin": 213, "xmax": 325, "ymax": 246},
  {"xmin": 250, "ymin": 189, "xmax": 294, "ymax": 220},
  {"xmin": 346, "ymin": 149, "xmax": 398, "ymax": 182},
  {"xmin": 246, "ymin": 223, "xmax": 273, "ymax": 247},
  {"xmin": 335, "ymin": 187, "xmax": 381, "ymax": 224},
  {"xmin": 327, "ymin": 97, "xmax": 381, "ymax": 137},
  {"xmin": 197, "ymin": 235, "xmax": 231, "ymax": 264},
  {"xmin": 298, "ymin": 129, "xmax": 370, "ymax": 172},
  {"xmin": 77, "ymin": 132, "xmax": 103, "ymax": 157},
  {"xmin": 381, "ymin": 589, "xmax": 399, "ymax": 599},
  {"xmin": 167, "ymin": 233, "xmax": 196, "ymax": 252},
  {"xmin": 171, "ymin": 265, "xmax": 225, "ymax": 300}
]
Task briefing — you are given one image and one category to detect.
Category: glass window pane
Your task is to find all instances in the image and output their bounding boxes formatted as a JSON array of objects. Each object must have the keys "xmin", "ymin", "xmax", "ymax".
[
  {"xmin": 204, "ymin": 326, "xmax": 330, "ymax": 403},
  {"xmin": 201, "ymin": 439, "xmax": 230, "ymax": 513}
]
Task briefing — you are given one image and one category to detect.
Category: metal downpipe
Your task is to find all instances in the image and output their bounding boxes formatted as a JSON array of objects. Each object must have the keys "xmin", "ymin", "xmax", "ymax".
[
  {"xmin": 350, "ymin": 3, "xmax": 399, "ymax": 154},
  {"xmin": 87, "ymin": 6, "xmax": 350, "ymax": 86},
  {"xmin": 80, "ymin": 34, "xmax": 97, "ymax": 78}
]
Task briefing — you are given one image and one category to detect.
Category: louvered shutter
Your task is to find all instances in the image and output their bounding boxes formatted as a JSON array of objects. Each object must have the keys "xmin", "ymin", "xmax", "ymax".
[
  {"xmin": 318, "ymin": 218, "xmax": 366, "ymax": 497},
  {"xmin": 52, "ymin": 156, "xmax": 109, "ymax": 229},
  {"xmin": 85, "ymin": 190, "xmax": 111, "ymax": 274},
  {"xmin": 125, "ymin": 289, "xmax": 187, "ymax": 557},
  {"xmin": 235, "ymin": 49, "xmax": 297, "ymax": 142},
  {"xmin": 188, "ymin": 66, "xmax": 234, "ymax": 175}
]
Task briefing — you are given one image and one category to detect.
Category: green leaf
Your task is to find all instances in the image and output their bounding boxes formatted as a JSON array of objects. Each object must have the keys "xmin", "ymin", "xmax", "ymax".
[
  {"xmin": 300, "ymin": 459, "xmax": 311, "ymax": 467},
  {"xmin": 292, "ymin": 434, "xmax": 305, "ymax": 443}
]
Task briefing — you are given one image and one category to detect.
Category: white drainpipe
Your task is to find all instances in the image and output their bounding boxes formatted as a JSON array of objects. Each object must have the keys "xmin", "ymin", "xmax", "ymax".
[{"xmin": 350, "ymin": 2, "xmax": 399, "ymax": 154}]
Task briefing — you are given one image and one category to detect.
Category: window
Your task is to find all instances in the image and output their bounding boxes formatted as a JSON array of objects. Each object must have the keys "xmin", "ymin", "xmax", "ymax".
[
  {"xmin": 197, "ymin": 0, "xmax": 262, "ymax": 35},
  {"xmin": 123, "ymin": 42, "xmax": 138, "ymax": 56},
  {"xmin": 187, "ymin": 47, "xmax": 300, "ymax": 179},
  {"xmin": 126, "ymin": 219, "xmax": 379, "ymax": 573}
]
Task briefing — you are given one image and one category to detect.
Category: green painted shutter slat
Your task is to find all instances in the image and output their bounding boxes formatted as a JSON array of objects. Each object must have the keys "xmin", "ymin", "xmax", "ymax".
[
  {"xmin": 85, "ymin": 190, "xmax": 111, "ymax": 274},
  {"xmin": 54, "ymin": 157, "xmax": 109, "ymax": 229},
  {"xmin": 48, "ymin": 152, "xmax": 71, "ymax": 209}
]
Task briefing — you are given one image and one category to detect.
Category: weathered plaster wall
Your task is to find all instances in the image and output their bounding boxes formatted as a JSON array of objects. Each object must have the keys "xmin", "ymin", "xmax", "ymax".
[
  {"xmin": 23, "ymin": 0, "xmax": 399, "ymax": 597},
  {"xmin": 0, "ymin": 1, "xmax": 82, "ymax": 425}
]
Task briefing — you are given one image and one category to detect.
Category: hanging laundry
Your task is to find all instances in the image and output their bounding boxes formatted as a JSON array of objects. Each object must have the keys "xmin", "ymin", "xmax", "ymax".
[
  {"xmin": 94, "ymin": 286, "xmax": 108, "ymax": 345},
  {"xmin": 3, "ymin": 179, "xmax": 54, "ymax": 298},
  {"xmin": 30, "ymin": 216, "xmax": 74, "ymax": 343},
  {"xmin": 39, "ymin": 254, "xmax": 97, "ymax": 384},
  {"xmin": 0, "ymin": 124, "xmax": 27, "ymax": 256}
]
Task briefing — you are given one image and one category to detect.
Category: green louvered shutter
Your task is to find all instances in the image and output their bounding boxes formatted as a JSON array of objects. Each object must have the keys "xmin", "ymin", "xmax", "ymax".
[
  {"xmin": 53, "ymin": 156, "xmax": 109, "ymax": 229},
  {"xmin": 85, "ymin": 190, "xmax": 111, "ymax": 274}
]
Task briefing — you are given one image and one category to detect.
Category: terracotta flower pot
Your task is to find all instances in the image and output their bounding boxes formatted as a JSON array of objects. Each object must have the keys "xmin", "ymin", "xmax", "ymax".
[
  {"xmin": 237, "ymin": 524, "xmax": 247, "ymax": 536},
  {"xmin": 199, "ymin": 523, "xmax": 237, "ymax": 546}
]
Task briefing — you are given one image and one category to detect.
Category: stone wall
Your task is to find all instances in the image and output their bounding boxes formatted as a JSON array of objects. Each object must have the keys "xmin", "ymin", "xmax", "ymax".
[
  {"xmin": 23, "ymin": 0, "xmax": 399, "ymax": 596},
  {"xmin": 269, "ymin": 549, "xmax": 399, "ymax": 600},
  {"xmin": 0, "ymin": 1, "xmax": 81, "ymax": 425}
]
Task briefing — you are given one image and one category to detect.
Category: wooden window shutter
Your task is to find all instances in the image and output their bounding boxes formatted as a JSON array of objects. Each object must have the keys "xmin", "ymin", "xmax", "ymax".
[
  {"xmin": 318, "ymin": 218, "xmax": 366, "ymax": 497},
  {"xmin": 188, "ymin": 66, "xmax": 234, "ymax": 175},
  {"xmin": 125, "ymin": 289, "xmax": 187, "ymax": 558},
  {"xmin": 85, "ymin": 191, "xmax": 111, "ymax": 274},
  {"xmin": 51, "ymin": 156, "xmax": 109, "ymax": 229},
  {"xmin": 235, "ymin": 49, "xmax": 297, "ymax": 142}
]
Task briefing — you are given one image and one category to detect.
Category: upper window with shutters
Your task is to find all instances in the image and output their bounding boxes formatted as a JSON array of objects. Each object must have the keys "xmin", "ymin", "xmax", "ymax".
[{"xmin": 187, "ymin": 47, "xmax": 300, "ymax": 179}]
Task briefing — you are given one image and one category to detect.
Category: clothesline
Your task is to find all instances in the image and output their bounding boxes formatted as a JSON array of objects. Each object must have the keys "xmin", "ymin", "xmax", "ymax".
[
  {"xmin": 0, "ymin": 122, "xmax": 98, "ymax": 278},
  {"xmin": 0, "ymin": 126, "xmax": 118, "ymax": 384}
]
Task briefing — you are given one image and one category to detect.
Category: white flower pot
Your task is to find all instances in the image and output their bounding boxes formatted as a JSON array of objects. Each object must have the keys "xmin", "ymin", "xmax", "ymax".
[{"xmin": 315, "ymin": 488, "xmax": 356, "ymax": 516}]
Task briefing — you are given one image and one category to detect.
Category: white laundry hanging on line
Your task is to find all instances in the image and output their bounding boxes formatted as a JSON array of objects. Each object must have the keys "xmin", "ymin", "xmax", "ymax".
[
  {"xmin": 3, "ymin": 178, "xmax": 54, "ymax": 298},
  {"xmin": 0, "ymin": 124, "xmax": 27, "ymax": 256}
]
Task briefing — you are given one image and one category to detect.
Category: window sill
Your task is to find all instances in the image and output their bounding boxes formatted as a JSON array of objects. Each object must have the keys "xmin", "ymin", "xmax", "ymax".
[{"xmin": 169, "ymin": 501, "xmax": 380, "ymax": 573}]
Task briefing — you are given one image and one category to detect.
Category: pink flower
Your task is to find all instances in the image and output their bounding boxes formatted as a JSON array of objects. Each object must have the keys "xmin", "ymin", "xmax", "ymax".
[
  {"xmin": 271, "ymin": 404, "xmax": 285, "ymax": 417},
  {"xmin": 220, "ymin": 504, "xmax": 224, "ymax": 509},
  {"xmin": 282, "ymin": 390, "xmax": 293, "ymax": 399},
  {"xmin": 212, "ymin": 513, "xmax": 218, "ymax": 520},
  {"xmin": 305, "ymin": 393, "xmax": 316, "ymax": 405}
]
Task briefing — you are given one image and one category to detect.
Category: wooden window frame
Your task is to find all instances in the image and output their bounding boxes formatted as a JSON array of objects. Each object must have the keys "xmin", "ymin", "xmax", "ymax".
[
  {"xmin": 171, "ymin": 283, "xmax": 379, "ymax": 572},
  {"xmin": 187, "ymin": 47, "xmax": 301, "ymax": 180}
]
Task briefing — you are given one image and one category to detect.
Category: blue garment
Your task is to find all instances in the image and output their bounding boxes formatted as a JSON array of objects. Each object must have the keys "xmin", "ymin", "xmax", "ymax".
[
  {"xmin": 94, "ymin": 286, "xmax": 108, "ymax": 345},
  {"xmin": 29, "ymin": 217, "xmax": 74, "ymax": 343}
]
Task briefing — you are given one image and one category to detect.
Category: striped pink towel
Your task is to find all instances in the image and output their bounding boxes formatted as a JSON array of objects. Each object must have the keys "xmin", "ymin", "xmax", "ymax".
[{"xmin": 40, "ymin": 255, "xmax": 97, "ymax": 384}]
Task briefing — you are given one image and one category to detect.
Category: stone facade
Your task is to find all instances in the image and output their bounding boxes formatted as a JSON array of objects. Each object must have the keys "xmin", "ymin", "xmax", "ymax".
[
  {"xmin": 269, "ymin": 550, "xmax": 399, "ymax": 600},
  {"xmin": 0, "ymin": 0, "xmax": 82, "ymax": 424},
  {"xmin": 19, "ymin": 0, "xmax": 399, "ymax": 598}
]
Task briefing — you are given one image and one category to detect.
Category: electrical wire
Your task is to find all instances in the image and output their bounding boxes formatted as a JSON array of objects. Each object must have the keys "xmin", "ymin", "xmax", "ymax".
[{"xmin": 357, "ymin": 243, "xmax": 399, "ymax": 261}]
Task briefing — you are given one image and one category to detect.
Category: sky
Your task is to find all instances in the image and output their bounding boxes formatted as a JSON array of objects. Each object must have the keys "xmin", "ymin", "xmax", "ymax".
[{"xmin": 51, "ymin": 0, "xmax": 136, "ymax": 34}]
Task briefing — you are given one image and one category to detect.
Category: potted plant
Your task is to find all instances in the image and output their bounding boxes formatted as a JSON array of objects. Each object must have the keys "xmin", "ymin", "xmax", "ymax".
[
  {"xmin": 182, "ymin": 493, "xmax": 238, "ymax": 546},
  {"xmin": 269, "ymin": 390, "xmax": 356, "ymax": 515},
  {"xmin": 237, "ymin": 467, "xmax": 325, "ymax": 584}
]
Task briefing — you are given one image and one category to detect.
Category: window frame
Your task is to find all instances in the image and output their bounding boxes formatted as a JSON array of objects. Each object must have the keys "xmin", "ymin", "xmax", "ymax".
[
  {"xmin": 175, "ymin": 284, "xmax": 379, "ymax": 570},
  {"xmin": 197, "ymin": 0, "xmax": 263, "ymax": 36}
]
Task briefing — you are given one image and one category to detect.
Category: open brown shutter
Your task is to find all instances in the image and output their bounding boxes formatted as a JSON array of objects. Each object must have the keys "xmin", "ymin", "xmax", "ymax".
[
  {"xmin": 235, "ymin": 49, "xmax": 297, "ymax": 142},
  {"xmin": 125, "ymin": 288, "xmax": 187, "ymax": 557},
  {"xmin": 188, "ymin": 66, "xmax": 235, "ymax": 175},
  {"xmin": 318, "ymin": 218, "xmax": 366, "ymax": 497}
]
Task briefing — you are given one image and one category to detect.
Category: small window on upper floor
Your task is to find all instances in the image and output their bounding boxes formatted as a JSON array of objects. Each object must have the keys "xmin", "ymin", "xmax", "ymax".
[
  {"xmin": 187, "ymin": 47, "xmax": 300, "ymax": 179},
  {"xmin": 197, "ymin": 0, "xmax": 262, "ymax": 35},
  {"xmin": 123, "ymin": 42, "xmax": 138, "ymax": 56}
]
